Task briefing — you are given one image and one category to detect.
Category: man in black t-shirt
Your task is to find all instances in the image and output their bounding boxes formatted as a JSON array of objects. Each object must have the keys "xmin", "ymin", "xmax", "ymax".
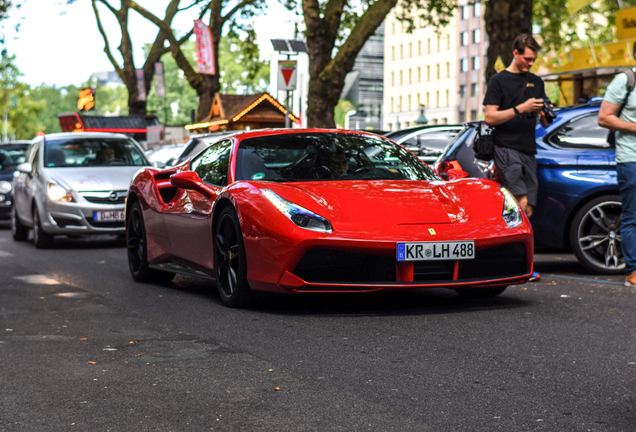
[{"xmin": 483, "ymin": 33, "xmax": 550, "ymax": 219}]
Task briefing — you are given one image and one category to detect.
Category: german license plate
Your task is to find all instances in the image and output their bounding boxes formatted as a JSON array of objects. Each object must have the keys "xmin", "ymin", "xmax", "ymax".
[
  {"xmin": 93, "ymin": 211, "xmax": 125, "ymax": 222},
  {"xmin": 397, "ymin": 241, "xmax": 475, "ymax": 261}
]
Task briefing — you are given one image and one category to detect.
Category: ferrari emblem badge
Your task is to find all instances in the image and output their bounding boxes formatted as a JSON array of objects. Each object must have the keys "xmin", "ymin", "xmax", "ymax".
[{"xmin": 428, "ymin": 228, "xmax": 436, "ymax": 235}]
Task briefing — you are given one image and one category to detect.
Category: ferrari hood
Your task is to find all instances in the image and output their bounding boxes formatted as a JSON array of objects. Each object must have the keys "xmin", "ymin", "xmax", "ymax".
[
  {"xmin": 45, "ymin": 167, "xmax": 142, "ymax": 192},
  {"xmin": 263, "ymin": 180, "xmax": 469, "ymax": 225}
]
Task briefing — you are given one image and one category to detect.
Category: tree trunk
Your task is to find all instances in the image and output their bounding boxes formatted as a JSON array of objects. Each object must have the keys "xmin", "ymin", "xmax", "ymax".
[
  {"xmin": 484, "ymin": 0, "xmax": 533, "ymax": 83},
  {"xmin": 303, "ymin": 0, "xmax": 397, "ymax": 128},
  {"xmin": 196, "ymin": 73, "xmax": 221, "ymax": 121}
]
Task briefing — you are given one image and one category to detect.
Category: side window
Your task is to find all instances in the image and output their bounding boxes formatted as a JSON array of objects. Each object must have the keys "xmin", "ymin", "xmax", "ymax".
[
  {"xmin": 548, "ymin": 112, "xmax": 610, "ymax": 150},
  {"xmin": 191, "ymin": 140, "xmax": 233, "ymax": 186}
]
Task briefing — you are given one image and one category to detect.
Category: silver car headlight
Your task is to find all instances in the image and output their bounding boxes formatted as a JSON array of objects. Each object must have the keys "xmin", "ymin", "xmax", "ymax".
[
  {"xmin": 260, "ymin": 189, "xmax": 333, "ymax": 233},
  {"xmin": 47, "ymin": 181, "xmax": 75, "ymax": 203},
  {"xmin": 0, "ymin": 180, "xmax": 11, "ymax": 194},
  {"xmin": 500, "ymin": 186, "xmax": 522, "ymax": 228}
]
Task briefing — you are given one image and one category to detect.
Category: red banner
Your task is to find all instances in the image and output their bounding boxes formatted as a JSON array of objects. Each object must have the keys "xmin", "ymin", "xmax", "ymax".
[{"xmin": 194, "ymin": 20, "xmax": 216, "ymax": 75}]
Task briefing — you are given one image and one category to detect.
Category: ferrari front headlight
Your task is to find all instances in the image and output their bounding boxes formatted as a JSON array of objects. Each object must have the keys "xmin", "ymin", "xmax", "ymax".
[
  {"xmin": 0, "ymin": 180, "xmax": 11, "ymax": 193},
  {"xmin": 500, "ymin": 186, "xmax": 522, "ymax": 228},
  {"xmin": 47, "ymin": 181, "xmax": 75, "ymax": 202},
  {"xmin": 260, "ymin": 189, "xmax": 333, "ymax": 233}
]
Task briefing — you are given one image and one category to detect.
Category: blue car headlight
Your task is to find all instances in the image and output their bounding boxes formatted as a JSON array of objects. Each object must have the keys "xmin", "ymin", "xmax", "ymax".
[
  {"xmin": 500, "ymin": 186, "xmax": 522, "ymax": 228},
  {"xmin": 260, "ymin": 189, "xmax": 333, "ymax": 233}
]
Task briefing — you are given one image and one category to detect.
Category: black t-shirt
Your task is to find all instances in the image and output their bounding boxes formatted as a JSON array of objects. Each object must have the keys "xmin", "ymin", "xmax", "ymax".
[{"xmin": 483, "ymin": 70, "xmax": 547, "ymax": 154}]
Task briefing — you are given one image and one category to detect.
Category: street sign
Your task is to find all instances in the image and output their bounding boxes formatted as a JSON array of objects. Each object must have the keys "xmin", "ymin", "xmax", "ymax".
[{"xmin": 278, "ymin": 60, "xmax": 297, "ymax": 91}]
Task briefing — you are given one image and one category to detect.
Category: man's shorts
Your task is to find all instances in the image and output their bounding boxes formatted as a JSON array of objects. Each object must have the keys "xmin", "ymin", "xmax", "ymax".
[{"xmin": 493, "ymin": 146, "xmax": 538, "ymax": 207}]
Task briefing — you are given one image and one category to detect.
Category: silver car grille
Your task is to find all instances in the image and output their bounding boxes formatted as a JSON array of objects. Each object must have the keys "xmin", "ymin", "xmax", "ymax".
[{"xmin": 79, "ymin": 190, "xmax": 127, "ymax": 205}]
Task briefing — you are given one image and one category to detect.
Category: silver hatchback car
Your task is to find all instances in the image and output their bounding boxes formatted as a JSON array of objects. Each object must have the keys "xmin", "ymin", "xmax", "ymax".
[{"xmin": 11, "ymin": 132, "xmax": 150, "ymax": 247}]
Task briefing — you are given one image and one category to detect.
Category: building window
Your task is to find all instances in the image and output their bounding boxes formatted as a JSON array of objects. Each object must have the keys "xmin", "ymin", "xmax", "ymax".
[
  {"xmin": 462, "ymin": 5, "xmax": 470, "ymax": 19},
  {"xmin": 436, "ymin": 64, "xmax": 440, "ymax": 79},
  {"xmin": 408, "ymin": 68, "xmax": 412, "ymax": 84},
  {"xmin": 400, "ymin": 44, "xmax": 403, "ymax": 59},
  {"xmin": 447, "ymin": 34, "xmax": 451, "ymax": 50},
  {"xmin": 409, "ymin": 42, "xmax": 412, "ymax": 57},
  {"xmin": 431, "ymin": 118, "xmax": 438, "ymax": 125},
  {"xmin": 408, "ymin": 94, "xmax": 412, "ymax": 111},
  {"xmin": 459, "ymin": 84, "xmax": 466, "ymax": 98},
  {"xmin": 471, "ymin": 82, "xmax": 479, "ymax": 96},
  {"xmin": 418, "ymin": 40, "xmax": 422, "ymax": 56},
  {"xmin": 404, "ymin": 121, "xmax": 410, "ymax": 128},
  {"xmin": 392, "ymin": 22, "xmax": 395, "ymax": 35},
  {"xmin": 435, "ymin": 90, "xmax": 439, "ymax": 108},
  {"xmin": 399, "ymin": 96, "xmax": 402, "ymax": 111},
  {"xmin": 445, "ymin": 89, "xmax": 449, "ymax": 106},
  {"xmin": 426, "ymin": 92, "xmax": 430, "ymax": 107},
  {"xmin": 427, "ymin": 65, "xmax": 430, "ymax": 81},
  {"xmin": 473, "ymin": 56, "xmax": 481, "ymax": 70},
  {"xmin": 417, "ymin": 66, "xmax": 421, "ymax": 82},
  {"xmin": 459, "ymin": 111, "xmax": 466, "ymax": 122},
  {"xmin": 427, "ymin": 38, "xmax": 431, "ymax": 54},
  {"xmin": 446, "ymin": 62, "xmax": 450, "ymax": 78},
  {"xmin": 461, "ymin": 31, "xmax": 469, "ymax": 46},
  {"xmin": 474, "ymin": 2, "xmax": 481, "ymax": 16},
  {"xmin": 388, "ymin": 123, "xmax": 393, "ymax": 131},
  {"xmin": 417, "ymin": 93, "xmax": 421, "ymax": 106},
  {"xmin": 471, "ymin": 109, "xmax": 478, "ymax": 120},
  {"xmin": 461, "ymin": 58, "xmax": 468, "ymax": 72},
  {"xmin": 392, "ymin": 46, "xmax": 395, "ymax": 61},
  {"xmin": 399, "ymin": 70, "xmax": 403, "ymax": 85},
  {"xmin": 437, "ymin": 36, "xmax": 441, "ymax": 52},
  {"xmin": 391, "ymin": 71, "xmax": 394, "ymax": 86},
  {"xmin": 390, "ymin": 97, "xmax": 394, "ymax": 112},
  {"xmin": 473, "ymin": 29, "xmax": 481, "ymax": 44},
  {"xmin": 440, "ymin": 118, "xmax": 448, "ymax": 124}
]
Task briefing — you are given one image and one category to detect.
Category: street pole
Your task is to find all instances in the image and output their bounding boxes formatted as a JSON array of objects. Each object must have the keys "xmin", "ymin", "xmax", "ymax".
[{"xmin": 285, "ymin": 89, "xmax": 290, "ymax": 129}]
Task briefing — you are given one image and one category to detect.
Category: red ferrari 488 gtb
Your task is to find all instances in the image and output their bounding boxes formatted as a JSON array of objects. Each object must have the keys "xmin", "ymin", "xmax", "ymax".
[{"xmin": 126, "ymin": 129, "xmax": 533, "ymax": 307}]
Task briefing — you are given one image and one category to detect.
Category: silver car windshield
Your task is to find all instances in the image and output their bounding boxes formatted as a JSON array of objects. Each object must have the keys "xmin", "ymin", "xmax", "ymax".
[{"xmin": 44, "ymin": 138, "xmax": 148, "ymax": 168}]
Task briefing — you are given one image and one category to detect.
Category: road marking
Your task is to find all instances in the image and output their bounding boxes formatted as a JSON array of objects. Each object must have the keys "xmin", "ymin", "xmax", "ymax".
[
  {"xmin": 14, "ymin": 275, "xmax": 61, "ymax": 285},
  {"xmin": 0, "ymin": 250, "xmax": 14, "ymax": 257},
  {"xmin": 546, "ymin": 274, "xmax": 624, "ymax": 286}
]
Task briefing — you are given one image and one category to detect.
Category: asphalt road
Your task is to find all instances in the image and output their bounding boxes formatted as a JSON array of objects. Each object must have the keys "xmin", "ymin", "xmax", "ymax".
[{"xmin": 1, "ymin": 228, "xmax": 635, "ymax": 432}]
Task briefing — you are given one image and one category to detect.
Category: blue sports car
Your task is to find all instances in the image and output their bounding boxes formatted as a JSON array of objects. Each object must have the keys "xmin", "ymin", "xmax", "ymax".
[{"xmin": 435, "ymin": 98, "xmax": 621, "ymax": 274}]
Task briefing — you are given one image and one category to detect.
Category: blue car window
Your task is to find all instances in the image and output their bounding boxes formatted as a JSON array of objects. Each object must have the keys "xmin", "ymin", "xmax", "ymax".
[{"xmin": 548, "ymin": 112, "xmax": 611, "ymax": 150}]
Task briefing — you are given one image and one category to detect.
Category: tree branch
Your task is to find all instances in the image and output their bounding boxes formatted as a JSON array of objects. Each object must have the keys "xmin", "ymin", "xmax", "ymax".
[
  {"xmin": 91, "ymin": 0, "xmax": 123, "ymax": 79},
  {"xmin": 221, "ymin": 0, "xmax": 255, "ymax": 24},
  {"xmin": 95, "ymin": 0, "xmax": 118, "ymax": 16}
]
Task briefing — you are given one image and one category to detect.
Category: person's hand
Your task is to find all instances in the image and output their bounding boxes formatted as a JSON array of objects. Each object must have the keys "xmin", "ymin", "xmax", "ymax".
[{"xmin": 518, "ymin": 98, "xmax": 544, "ymax": 114}]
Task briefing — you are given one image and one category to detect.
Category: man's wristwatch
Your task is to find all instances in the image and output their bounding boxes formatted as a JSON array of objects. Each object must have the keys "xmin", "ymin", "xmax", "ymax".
[{"xmin": 513, "ymin": 106, "xmax": 520, "ymax": 115}]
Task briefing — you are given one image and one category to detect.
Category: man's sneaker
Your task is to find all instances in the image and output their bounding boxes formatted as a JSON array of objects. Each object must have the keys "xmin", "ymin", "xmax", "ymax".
[
  {"xmin": 529, "ymin": 271, "xmax": 541, "ymax": 282},
  {"xmin": 625, "ymin": 271, "xmax": 636, "ymax": 287}
]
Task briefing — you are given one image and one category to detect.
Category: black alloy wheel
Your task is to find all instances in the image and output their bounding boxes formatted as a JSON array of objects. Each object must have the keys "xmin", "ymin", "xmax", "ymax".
[
  {"xmin": 32, "ymin": 205, "xmax": 53, "ymax": 248},
  {"xmin": 12, "ymin": 206, "xmax": 28, "ymax": 241},
  {"xmin": 570, "ymin": 195, "xmax": 624, "ymax": 275},
  {"xmin": 214, "ymin": 206, "xmax": 254, "ymax": 308},
  {"xmin": 455, "ymin": 286, "xmax": 507, "ymax": 298},
  {"xmin": 127, "ymin": 201, "xmax": 173, "ymax": 282}
]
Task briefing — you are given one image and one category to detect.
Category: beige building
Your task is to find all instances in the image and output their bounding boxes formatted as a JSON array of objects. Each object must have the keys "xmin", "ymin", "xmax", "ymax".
[
  {"xmin": 383, "ymin": 10, "xmax": 459, "ymax": 131},
  {"xmin": 457, "ymin": 1, "xmax": 487, "ymax": 122},
  {"xmin": 383, "ymin": 3, "xmax": 486, "ymax": 130}
]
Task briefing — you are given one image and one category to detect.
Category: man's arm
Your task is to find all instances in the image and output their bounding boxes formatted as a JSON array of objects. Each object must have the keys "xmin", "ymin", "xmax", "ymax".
[
  {"xmin": 484, "ymin": 98, "xmax": 545, "ymax": 126},
  {"xmin": 598, "ymin": 100, "xmax": 636, "ymax": 133}
]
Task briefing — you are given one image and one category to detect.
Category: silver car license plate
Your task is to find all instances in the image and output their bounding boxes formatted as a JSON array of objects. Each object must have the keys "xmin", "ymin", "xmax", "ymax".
[
  {"xmin": 397, "ymin": 241, "xmax": 475, "ymax": 261},
  {"xmin": 93, "ymin": 211, "xmax": 125, "ymax": 222}
]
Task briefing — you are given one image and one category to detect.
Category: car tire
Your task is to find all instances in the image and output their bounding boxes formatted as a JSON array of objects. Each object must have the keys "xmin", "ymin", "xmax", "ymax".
[
  {"xmin": 32, "ymin": 205, "xmax": 53, "ymax": 248},
  {"xmin": 12, "ymin": 206, "xmax": 28, "ymax": 241},
  {"xmin": 214, "ymin": 206, "xmax": 254, "ymax": 308},
  {"xmin": 455, "ymin": 286, "xmax": 507, "ymax": 298},
  {"xmin": 127, "ymin": 201, "xmax": 174, "ymax": 283},
  {"xmin": 569, "ymin": 195, "xmax": 624, "ymax": 275}
]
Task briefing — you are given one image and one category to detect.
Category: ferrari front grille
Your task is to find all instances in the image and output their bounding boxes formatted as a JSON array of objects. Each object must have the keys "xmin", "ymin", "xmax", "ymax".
[
  {"xmin": 293, "ymin": 249, "xmax": 396, "ymax": 283},
  {"xmin": 458, "ymin": 243, "xmax": 528, "ymax": 280}
]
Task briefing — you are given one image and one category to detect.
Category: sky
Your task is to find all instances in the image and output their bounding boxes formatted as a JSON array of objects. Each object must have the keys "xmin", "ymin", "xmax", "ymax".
[{"xmin": 3, "ymin": 0, "xmax": 298, "ymax": 88}]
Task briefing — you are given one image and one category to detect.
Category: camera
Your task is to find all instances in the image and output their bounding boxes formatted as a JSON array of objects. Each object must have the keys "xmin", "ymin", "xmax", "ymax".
[{"xmin": 542, "ymin": 98, "xmax": 556, "ymax": 124}]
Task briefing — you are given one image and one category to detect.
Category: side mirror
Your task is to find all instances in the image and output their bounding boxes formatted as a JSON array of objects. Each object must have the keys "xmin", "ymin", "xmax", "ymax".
[
  {"xmin": 16, "ymin": 162, "xmax": 32, "ymax": 174},
  {"xmin": 447, "ymin": 168, "xmax": 469, "ymax": 181},
  {"xmin": 170, "ymin": 171, "xmax": 215, "ymax": 198},
  {"xmin": 152, "ymin": 161, "xmax": 166, "ymax": 169}
]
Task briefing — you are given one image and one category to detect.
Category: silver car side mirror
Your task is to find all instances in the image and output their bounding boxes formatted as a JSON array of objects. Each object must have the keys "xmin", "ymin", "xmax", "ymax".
[
  {"xmin": 152, "ymin": 161, "xmax": 166, "ymax": 169},
  {"xmin": 16, "ymin": 162, "xmax": 32, "ymax": 174}
]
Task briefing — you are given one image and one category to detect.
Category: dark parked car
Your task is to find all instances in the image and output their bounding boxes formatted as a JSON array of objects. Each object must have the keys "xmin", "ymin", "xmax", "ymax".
[
  {"xmin": 435, "ymin": 98, "xmax": 622, "ymax": 274},
  {"xmin": 385, "ymin": 124, "xmax": 463, "ymax": 163},
  {"xmin": 170, "ymin": 132, "xmax": 236, "ymax": 166},
  {"xmin": 0, "ymin": 140, "xmax": 32, "ymax": 224}
]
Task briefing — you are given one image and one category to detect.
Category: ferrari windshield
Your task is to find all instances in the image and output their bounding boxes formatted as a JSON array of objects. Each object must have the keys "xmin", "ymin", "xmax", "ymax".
[
  {"xmin": 44, "ymin": 137, "xmax": 148, "ymax": 168},
  {"xmin": 235, "ymin": 133, "xmax": 439, "ymax": 181}
]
